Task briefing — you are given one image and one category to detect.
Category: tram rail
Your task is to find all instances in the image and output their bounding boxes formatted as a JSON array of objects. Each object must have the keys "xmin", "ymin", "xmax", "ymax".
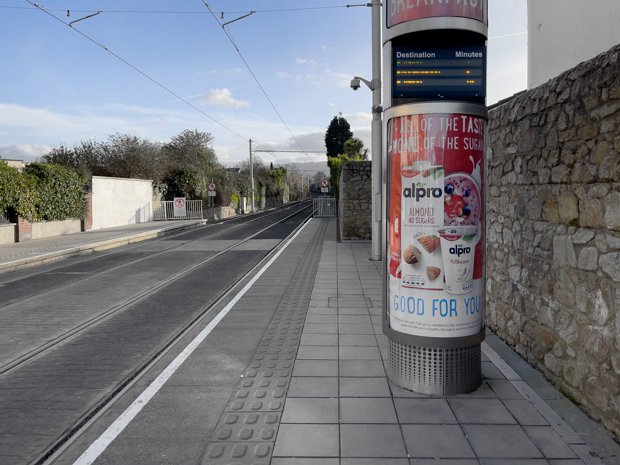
[{"xmin": 0, "ymin": 200, "xmax": 314, "ymax": 465}]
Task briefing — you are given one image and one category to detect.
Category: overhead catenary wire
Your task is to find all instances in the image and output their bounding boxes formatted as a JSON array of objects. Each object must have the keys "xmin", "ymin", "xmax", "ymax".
[
  {"xmin": 23, "ymin": 0, "xmax": 248, "ymax": 142},
  {"xmin": 201, "ymin": 0, "xmax": 318, "ymax": 160},
  {"xmin": 2, "ymin": 4, "xmax": 368, "ymax": 14}
]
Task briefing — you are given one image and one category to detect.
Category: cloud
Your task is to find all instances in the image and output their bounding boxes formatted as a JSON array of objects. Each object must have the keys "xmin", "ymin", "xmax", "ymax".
[
  {"xmin": 201, "ymin": 88, "xmax": 250, "ymax": 109},
  {"xmin": 276, "ymin": 71, "xmax": 291, "ymax": 79},
  {"xmin": 207, "ymin": 67, "xmax": 243, "ymax": 75},
  {"xmin": 0, "ymin": 103, "xmax": 132, "ymax": 136},
  {"xmin": 295, "ymin": 57, "xmax": 317, "ymax": 66},
  {"xmin": 0, "ymin": 144, "xmax": 51, "ymax": 161}
]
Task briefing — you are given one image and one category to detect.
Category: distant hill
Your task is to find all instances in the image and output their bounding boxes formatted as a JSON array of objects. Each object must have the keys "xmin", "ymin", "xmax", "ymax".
[{"xmin": 278, "ymin": 161, "xmax": 329, "ymax": 175}]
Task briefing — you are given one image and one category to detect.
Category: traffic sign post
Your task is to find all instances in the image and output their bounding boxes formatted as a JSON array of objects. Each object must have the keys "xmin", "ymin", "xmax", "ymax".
[
  {"xmin": 207, "ymin": 182, "xmax": 216, "ymax": 207},
  {"xmin": 382, "ymin": 1, "xmax": 488, "ymax": 395},
  {"xmin": 173, "ymin": 197, "xmax": 186, "ymax": 218},
  {"xmin": 320, "ymin": 179, "xmax": 329, "ymax": 194}
]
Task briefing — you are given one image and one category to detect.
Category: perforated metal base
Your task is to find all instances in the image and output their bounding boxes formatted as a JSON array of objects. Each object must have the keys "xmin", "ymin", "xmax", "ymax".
[{"xmin": 388, "ymin": 338, "xmax": 481, "ymax": 395}]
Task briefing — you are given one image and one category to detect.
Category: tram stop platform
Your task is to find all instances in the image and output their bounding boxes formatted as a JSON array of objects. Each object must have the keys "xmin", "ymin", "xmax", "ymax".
[{"xmin": 0, "ymin": 217, "xmax": 618, "ymax": 465}]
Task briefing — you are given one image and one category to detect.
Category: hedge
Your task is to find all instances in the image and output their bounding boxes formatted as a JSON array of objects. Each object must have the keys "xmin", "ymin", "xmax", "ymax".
[{"xmin": 0, "ymin": 161, "xmax": 87, "ymax": 222}]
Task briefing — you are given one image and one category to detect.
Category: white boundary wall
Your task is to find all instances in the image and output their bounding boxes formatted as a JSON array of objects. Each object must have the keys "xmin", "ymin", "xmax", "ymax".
[
  {"xmin": 528, "ymin": 0, "xmax": 620, "ymax": 88},
  {"xmin": 91, "ymin": 176, "xmax": 153, "ymax": 230}
]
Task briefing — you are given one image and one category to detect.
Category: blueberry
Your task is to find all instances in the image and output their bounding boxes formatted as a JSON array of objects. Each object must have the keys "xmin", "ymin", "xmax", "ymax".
[
  {"xmin": 463, "ymin": 205, "xmax": 472, "ymax": 216},
  {"xmin": 445, "ymin": 183, "xmax": 454, "ymax": 195},
  {"xmin": 464, "ymin": 189, "xmax": 471, "ymax": 198}
]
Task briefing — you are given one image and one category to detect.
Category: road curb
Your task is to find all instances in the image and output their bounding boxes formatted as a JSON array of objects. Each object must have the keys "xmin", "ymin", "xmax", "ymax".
[{"xmin": 0, "ymin": 220, "xmax": 205, "ymax": 274}]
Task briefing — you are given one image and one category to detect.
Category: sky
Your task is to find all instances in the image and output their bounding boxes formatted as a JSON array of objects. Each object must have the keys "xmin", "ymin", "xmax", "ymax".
[{"xmin": 0, "ymin": 0, "xmax": 527, "ymax": 167}]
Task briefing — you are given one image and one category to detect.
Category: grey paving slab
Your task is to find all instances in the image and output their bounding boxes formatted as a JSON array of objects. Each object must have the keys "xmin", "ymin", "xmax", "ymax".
[
  {"xmin": 339, "ymin": 346, "xmax": 382, "ymax": 360},
  {"xmin": 339, "ymin": 334, "xmax": 379, "ymax": 346},
  {"xmin": 502, "ymin": 399, "xmax": 549, "ymax": 425},
  {"xmin": 303, "ymin": 323, "xmax": 338, "ymax": 334},
  {"xmin": 338, "ymin": 315, "xmax": 373, "ymax": 324},
  {"xmin": 340, "ymin": 397, "xmax": 398, "ymax": 423},
  {"xmin": 451, "ymin": 382, "xmax": 498, "ymax": 398},
  {"xmin": 300, "ymin": 334, "xmax": 338, "ymax": 346},
  {"xmin": 402, "ymin": 424, "xmax": 476, "ymax": 458},
  {"xmin": 297, "ymin": 345, "xmax": 338, "ymax": 360},
  {"xmin": 340, "ymin": 360, "xmax": 386, "ymax": 377},
  {"xmin": 394, "ymin": 398, "xmax": 458, "ymax": 424},
  {"xmin": 273, "ymin": 424, "xmax": 339, "ymax": 457},
  {"xmin": 272, "ymin": 459, "xmax": 339, "ymax": 465},
  {"xmin": 307, "ymin": 307, "xmax": 338, "ymax": 315},
  {"xmin": 306, "ymin": 315, "xmax": 338, "ymax": 324},
  {"xmin": 547, "ymin": 460, "xmax": 587, "ymax": 465},
  {"xmin": 448, "ymin": 398, "xmax": 517, "ymax": 424},
  {"xmin": 479, "ymin": 461, "xmax": 548, "ymax": 465},
  {"xmin": 411, "ymin": 461, "xmax": 480, "ymax": 465},
  {"xmin": 340, "ymin": 378, "xmax": 391, "ymax": 397},
  {"xmin": 340, "ymin": 424, "xmax": 407, "ymax": 458},
  {"xmin": 339, "ymin": 324, "xmax": 375, "ymax": 335},
  {"xmin": 524, "ymin": 426, "xmax": 579, "ymax": 459},
  {"xmin": 462, "ymin": 424, "xmax": 544, "ymax": 458},
  {"xmin": 339, "ymin": 307, "xmax": 372, "ymax": 315},
  {"xmin": 487, "ymin": 379, "xmax": 525, "ymax": 399},
  {"xmin": 482, "ymin": 361, "xmax": 506, "ymax": 379},
  {"xmin": 282, "ymin": 398, "xmax": 339, "ymax": 423},
  {"xmin": 342, "ymin": 460, "xmax": 409, "ymax": 465},
  {"xmin": 288, "ymin": 377, "xmax": 339, "ymax": 397},
  {"xmin": 293, "ymin": 360, "xmax": 339, "ymax": 377}
]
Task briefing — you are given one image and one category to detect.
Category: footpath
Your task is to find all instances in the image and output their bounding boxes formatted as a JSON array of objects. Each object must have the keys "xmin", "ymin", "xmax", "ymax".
[
  {"xmin": 0, "ymin": 219, "xmax": 204, "ymax": 273},
  {"xmin": 0, "ymin": 218, "xmax": 618, "ymax": 464}
]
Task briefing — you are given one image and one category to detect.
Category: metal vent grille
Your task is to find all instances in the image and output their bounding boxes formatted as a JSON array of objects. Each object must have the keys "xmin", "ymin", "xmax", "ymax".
[{"xmin": 388, "ymin": 339, "xmax": 481, "ymax": 395}]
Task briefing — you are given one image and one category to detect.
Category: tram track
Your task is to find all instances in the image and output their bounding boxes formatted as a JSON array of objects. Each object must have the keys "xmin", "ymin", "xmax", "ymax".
[
  {"xmin": 0, "ymin": 201, "xmax": 313, "ymax": 377},
  {"xmin": 0, "ymin": 201, "xmax": 306, "ymax": 308},
  {"xmin": 0, "ymin": 201, "xmax": 314, "ymax": 465}
]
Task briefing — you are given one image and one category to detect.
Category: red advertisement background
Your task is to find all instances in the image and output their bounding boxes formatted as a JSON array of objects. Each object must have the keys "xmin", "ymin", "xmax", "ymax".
[
  {"xmin": 387, "ymin": 0, "xmax": 485, "ymax": 28},
  {"xmin": 387, "ymin": 113, "xmax": 485, "ymax": 279}
]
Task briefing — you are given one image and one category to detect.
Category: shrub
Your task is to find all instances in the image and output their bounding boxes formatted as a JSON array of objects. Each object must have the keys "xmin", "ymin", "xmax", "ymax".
[
  {"xmin": 24, "ymin": 163, "xmax": 87, "ymax": 221},
  {"xmin": 0, "ymin": 161, "xmax": 39, "ymax": 221}
]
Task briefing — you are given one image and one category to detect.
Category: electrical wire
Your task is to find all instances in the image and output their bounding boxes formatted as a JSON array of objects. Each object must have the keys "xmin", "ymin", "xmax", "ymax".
[
  {"xmin": 200, "ymin": 0, "xmax": 317, "ymax": 159},
  {"xmin": 22, "ymin": 0, "xmax": 248, "ymax": 141},
  {"xmin": 2, "ymin": 4, "xmax": 368, "ymax": 14}
]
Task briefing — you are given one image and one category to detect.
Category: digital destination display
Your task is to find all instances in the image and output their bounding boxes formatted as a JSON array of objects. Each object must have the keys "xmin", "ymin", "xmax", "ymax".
[{"xmin": 393, "ymin": 46, "xmax": 486, "ymax": 101}]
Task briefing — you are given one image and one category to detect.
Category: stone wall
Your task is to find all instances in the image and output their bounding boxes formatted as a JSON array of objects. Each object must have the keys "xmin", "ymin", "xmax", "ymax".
[
  {"xmin": 487, "ymin": 44, "xmax": 620, "ymax": 438},
  {"xmin": 339, "ymin": 161, "xmax": 372, "ymax": 240}
]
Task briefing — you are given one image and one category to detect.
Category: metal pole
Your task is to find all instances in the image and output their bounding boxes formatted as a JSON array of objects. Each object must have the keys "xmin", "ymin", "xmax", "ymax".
[
  {"xmin": 371, "ymin": 0, "xmax": 383, "ymax": 261},
  {"xmin": 249, "ymin": 139, "xmax": 255, "ymax": 212}
]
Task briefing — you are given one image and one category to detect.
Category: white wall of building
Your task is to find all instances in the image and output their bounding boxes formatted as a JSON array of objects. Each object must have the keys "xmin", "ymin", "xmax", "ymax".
[
  {"xmin": 528, "ymin": 0, "xmax": 620, "ymax": 88},
  {"xmin": 91, "ymin": 176, "xmax": 153, "ymax": 230}
]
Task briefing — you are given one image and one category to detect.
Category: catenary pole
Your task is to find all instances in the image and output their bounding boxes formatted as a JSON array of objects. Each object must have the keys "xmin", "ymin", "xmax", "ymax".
[
  {"xmin": 371, "ymin": 0, "xmax": 383, "ymax": 261},
  {"xmin": 249, "ymin": 139, "xmax": 255, "ymax": 212}
]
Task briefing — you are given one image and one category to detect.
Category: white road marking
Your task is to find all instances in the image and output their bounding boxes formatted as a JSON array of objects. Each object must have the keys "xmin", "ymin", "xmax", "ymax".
[{"xmin": 72, "ymin": 218, "xmax": 313, "ymax": 465}]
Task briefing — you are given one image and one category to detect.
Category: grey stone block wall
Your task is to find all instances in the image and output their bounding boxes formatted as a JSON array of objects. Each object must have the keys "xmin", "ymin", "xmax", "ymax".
[
  {"xmin": 339, "ymin": 161, "xmax": 372, "ymax": 240},
  {"xmin": 487, "ymin": 44, "xmax": 620, "ymax": 439}
]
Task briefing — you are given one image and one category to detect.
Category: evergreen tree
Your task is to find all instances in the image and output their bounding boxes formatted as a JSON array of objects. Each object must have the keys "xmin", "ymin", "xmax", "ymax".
[{"xmin": 324, "ymin": 115, "xmax": 353, "ymax": 159}]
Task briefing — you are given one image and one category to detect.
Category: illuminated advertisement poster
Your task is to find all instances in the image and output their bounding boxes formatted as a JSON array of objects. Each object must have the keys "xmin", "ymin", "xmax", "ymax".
[
  {"xmin": 387, "ymin": 113, "xmax": 485, "ymax": 338},
  {"xmin": 387, "ymin": 0, "xmax": 485, "ymax": 28}
]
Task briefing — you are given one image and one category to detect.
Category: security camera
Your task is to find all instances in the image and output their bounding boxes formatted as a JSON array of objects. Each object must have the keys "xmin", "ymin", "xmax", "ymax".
[{"xmin": 350, "ymin": 78, "xmax": 361, "ymax": 91}]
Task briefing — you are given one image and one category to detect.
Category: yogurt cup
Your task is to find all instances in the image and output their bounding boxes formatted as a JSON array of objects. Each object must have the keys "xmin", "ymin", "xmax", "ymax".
[{"xmin": 438, "ymin": 225, "xmax": 478, "ymax": 295}]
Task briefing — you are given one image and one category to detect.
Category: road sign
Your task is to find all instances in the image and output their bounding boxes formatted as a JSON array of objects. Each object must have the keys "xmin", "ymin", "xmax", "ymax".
[
  {"xmin": 321, "ymin": 179, "xmax": 329, "ymax": 193},
  {"xmin": 208, "ymin": 182, "xmax": 216, "ymax": 191},
  {"xmin": 173, "ymin": 197, "xmax": 186, "ymax": 217}
]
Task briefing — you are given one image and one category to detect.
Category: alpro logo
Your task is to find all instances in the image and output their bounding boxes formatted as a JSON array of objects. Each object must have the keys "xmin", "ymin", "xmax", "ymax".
[
  {"xmin": 403, "ymin": 184, "xmax": 443, "ymax": 202},
  {"xmin": 449, "ymin": 245, "xmax": 471, "ymax": 257}
]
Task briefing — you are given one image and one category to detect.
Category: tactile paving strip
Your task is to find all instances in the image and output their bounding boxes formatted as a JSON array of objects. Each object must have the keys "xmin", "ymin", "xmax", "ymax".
[{"xmin": 203, "ymin": 220, "xmax": 327, "ymax": 464}]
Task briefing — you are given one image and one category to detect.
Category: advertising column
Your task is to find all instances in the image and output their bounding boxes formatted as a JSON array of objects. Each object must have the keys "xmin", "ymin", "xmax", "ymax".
[
  {"xmin": 382, "ymin": 1, "xmax": 488, "ymax": 395},
  {"xmin": 387, "ymin": 111, "xmax": 485, "ymax": 338}
]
